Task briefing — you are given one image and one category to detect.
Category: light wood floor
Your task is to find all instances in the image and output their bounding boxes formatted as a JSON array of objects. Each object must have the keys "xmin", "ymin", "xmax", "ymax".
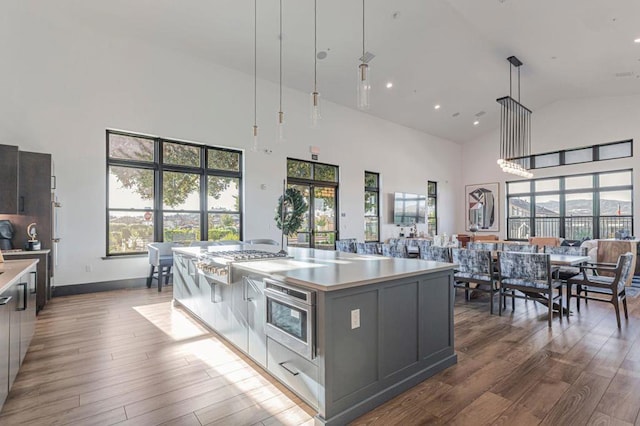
[{"xmin": 2, "ymin": 286, "xmax": 640, "ymax": 425}]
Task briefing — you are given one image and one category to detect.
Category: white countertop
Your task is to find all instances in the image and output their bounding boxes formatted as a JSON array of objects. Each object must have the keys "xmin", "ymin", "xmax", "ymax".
[
  {"xmin": 175, "ymin": 245, "xmax": 456, "ymax": 292},
  {"xmin": 0, "ymin": 259, "xmax": 39, "ymax": 293}
]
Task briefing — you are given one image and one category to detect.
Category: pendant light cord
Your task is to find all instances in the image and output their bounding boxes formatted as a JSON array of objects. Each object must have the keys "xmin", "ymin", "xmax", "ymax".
[
  {"xmin": 254, "ymin": 0, "xmax": 257, "ymax": 127},
  {"xmin": 279, "ymin": 0, "xmax": 283, "ymax": 112},
  {"xmin": 362, "ymin": 0, "xmax": 365, "ymax": 58},
  {"xmin": 313, "ymin": 0, "xmax": 317, "ymax": 92}
]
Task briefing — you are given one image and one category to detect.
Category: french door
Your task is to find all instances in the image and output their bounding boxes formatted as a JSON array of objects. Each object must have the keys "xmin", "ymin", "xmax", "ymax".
[{"xmin": 286, "ymin": 159, "xmax": 339, "ymax": 250}]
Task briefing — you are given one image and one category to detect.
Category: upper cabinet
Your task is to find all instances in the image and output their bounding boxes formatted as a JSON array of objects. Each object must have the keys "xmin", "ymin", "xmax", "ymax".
[{"xmin": 0, "ymin": 145, "xmax": 19, "ymax": 214}]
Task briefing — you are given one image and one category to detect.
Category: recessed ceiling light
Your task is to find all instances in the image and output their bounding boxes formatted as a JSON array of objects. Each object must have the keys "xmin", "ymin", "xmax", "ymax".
[
  {"xmin": 434, "ymin": 104, "xmax": 441, "ymax": 110},
  {"xmin": 386, "ymin": 82, "xmax": 393, "ymax": 88},
  {"xmin": 473, "ymin": 121, "xmax": 480, "ymax": 126},
  {"xmin": 635, "ymin": 38, "xmax": 640, "ymax": 43}
]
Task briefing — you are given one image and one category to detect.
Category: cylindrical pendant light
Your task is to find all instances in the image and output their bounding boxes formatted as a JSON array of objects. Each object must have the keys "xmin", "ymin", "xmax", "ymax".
[
  {"xmin": 310, "ymin": 0, "xmax": 321, "ymax": 128},
  {"xmin": 357, "ymin": 0, "xmax": 370, "ymax": 110},
  {"xmin": 251, "ymin": 0, "xmax": 259, "ymax": 152}
]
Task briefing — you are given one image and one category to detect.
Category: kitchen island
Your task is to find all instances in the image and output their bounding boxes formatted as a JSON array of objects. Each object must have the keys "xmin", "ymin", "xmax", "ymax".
[{"xmin": 173, "ymin": 245, "xmax": 457, "ymax": 425}]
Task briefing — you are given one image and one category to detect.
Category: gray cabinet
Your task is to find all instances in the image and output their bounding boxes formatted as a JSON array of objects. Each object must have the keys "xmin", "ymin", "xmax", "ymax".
[
  {"xmin": 0, "ymin": 144, "xmax": 19, "ymax": 214},
  {"xmin": 0, "ymin": 262, "xmax": 37, "ymax": 410},
  {"xmin": 246, "ymin": 277, "xmax": 266, "ymax": 366},
  {"xmin": 0, "ymin": 290, "xmax": 12, "ymax": 407}
]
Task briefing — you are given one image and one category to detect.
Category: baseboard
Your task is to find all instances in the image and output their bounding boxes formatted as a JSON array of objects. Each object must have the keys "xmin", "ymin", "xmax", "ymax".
[{"xmin": 52, "ymin": 278, "xmax": 172, "ymax": 297}]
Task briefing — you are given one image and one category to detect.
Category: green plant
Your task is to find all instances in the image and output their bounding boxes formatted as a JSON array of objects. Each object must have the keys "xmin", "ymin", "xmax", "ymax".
[{"xmin": 275, "ymin": 188, "xmax": 308, "ymax": 236}]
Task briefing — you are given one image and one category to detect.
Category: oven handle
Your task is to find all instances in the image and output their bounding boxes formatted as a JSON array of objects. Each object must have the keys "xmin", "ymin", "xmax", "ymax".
[{"xmin": 264, "ymin": 287, "xmax": 313, "ymax": 311}]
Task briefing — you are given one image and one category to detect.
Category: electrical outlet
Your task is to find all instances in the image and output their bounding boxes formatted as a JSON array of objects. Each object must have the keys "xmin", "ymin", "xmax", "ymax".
[
  {"xmin": 85, "ymin": 264, "xmax": 92, "ymax": 273},
  {"xmin": 351, "ymin": 309, "xmax": 360, "ymax": 329}
]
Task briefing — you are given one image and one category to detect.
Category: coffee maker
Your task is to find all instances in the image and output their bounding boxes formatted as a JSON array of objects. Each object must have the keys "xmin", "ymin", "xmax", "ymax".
[{"xmin": 0, "ymin": 220, "xmax": 14, "ymax": 250}]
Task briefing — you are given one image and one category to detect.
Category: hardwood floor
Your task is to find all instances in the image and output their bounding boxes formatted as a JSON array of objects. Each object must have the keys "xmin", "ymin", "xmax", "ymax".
[{"xmin": 2, "ymin": 285, "xmax": 640, "ymax": 425}]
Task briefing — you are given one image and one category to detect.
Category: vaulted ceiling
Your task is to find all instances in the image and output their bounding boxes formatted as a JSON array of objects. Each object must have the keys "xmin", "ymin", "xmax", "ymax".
[{"xmin": 31, "ymin": 0, "xmax": 640, "ymax": 144}]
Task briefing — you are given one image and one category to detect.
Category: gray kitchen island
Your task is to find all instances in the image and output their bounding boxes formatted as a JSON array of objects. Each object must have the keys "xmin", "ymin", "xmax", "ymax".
[{"xmin": 172, "ymin": 245, "xmax": 457, "ymax": 425}]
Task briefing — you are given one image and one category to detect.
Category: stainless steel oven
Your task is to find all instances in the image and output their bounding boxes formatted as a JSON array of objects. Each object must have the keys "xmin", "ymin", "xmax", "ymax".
[{"xmin": 264, "ymin": 279, "xmax": 316, "ymax": 360}]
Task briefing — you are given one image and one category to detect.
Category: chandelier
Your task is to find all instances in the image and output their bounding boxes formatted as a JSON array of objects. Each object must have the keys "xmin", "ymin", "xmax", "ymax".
[{"xmin": 496, "ymin": 56, "xmax": 533, "ymax": 179}]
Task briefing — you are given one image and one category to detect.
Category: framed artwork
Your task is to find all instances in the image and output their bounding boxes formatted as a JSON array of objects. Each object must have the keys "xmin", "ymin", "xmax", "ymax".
[{"xmin": 466, "ymin": 182, "xmax": 499, "ymax": 232}]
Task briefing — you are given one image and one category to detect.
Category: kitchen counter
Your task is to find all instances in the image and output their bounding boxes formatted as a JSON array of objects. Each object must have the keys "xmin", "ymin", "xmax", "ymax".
[
  {"xmin": 2, "ymin": 249, "xmax": 51, "ymax": 256},
  {"xmin": 0, "ymin": 259, "xmax": 39, "ymax": 293},
  {"xmin": 174, "ymin": 245, "xmax": 456, "ymax": 291},
  {"xmin": 173, "ymin": 244, "xmax": 457, "ymax": 425}
]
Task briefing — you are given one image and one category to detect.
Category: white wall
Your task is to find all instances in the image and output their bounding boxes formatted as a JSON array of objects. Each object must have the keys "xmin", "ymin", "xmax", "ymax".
[
  {"xmin": 0, "ymin": 5, "xmax": 462, "ymax": 287},
  {"xmin": 462, "ymin": 94, "xmax": 640, "ymax": 239}
]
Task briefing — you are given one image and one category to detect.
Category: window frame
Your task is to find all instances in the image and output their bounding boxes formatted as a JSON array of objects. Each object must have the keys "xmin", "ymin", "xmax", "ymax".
[
  {"xmin": 506, "ymin": 168, "xmax": 633, "ymax": 241},
  {"xmin": 106, "ymin": 129, "xmax": 243, "ymax": 256},
  {"xmin": 364, "ymin": 171, "xmax": 380, "ymax": 242},
  {"xmin": 427, "ymin": 181, "xmax": 438, "ymax": 236}
]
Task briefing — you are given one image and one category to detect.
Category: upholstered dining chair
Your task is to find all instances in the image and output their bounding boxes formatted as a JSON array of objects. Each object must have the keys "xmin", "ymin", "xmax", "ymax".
[
  {"xmin": 567, "ymin": 252, "xmax": 633, "ymax": 328},
  {"xmin": 381, "ymin": 243, "xmax": 408, "ymax": 258},
  {"xmin": 543, "ymin": 245, "xmax": 588, "ymax": 281},
  {"xmin": 420, "ymin": 246, "xmax": 451, "ymax": 263},
  {"xmin": 356, "ymin": 242, "xmax": 380, "ymax": 255},
  {"xmin": 451, "ymin": 248, "xmax": 498, "ymax": 313},
  {"xmin": 336, "ymin": 238, "xmax": 357, "ymax": 253},
  {"xmin": 498, "ymin": 251, "xmax": 563, "ymax": 327},
  {"xmin": 417, "ymin": 240, "xmax": 432, "ymax": 258},
  {"xmin": 467, "ymin": 242, "xmax": 500, "ymax": 252},
  {"xmin": 502, "ymin": 243, "xmax": 538, "ymax": 253},
  {"xmin": 147, "ymin": 242, "xmax": 178, "ymax": 292}
]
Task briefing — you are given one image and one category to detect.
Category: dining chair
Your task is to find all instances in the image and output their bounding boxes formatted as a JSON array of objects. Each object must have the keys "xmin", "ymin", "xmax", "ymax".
[
  {"xmin": 543, "ymin": 245, "xmax": 588, "ymax": 281},
  {"xmin": 467, "ymin": 242, "xmax": 500, "ymax": 251},
  {"xmin": 417, "ymin": 240, "xmax": 432, "ymax": 257},
  {"xmin": 567, "ymin": 252, "xmax": 633, "ymax": 328},
  {"xmin": 451, "ymin": 248, "xmax": 498, "ymax": 314},
  {"xmin": 336, "ymin": 238, "xmax": 357, "ymax": 253},
  {"xmin": 502, "ymin": 243, "xmax": 538, "ymax": 253},
  {"xmin": 381, "ymin": 243, "xmax": 408, "ymax": 258},
  {"xmin": 420, "ymin": 246, "xmax": 451, "ymax": 262},
  {"xmin": 356, "ymin": 242, "xmax": 380, "ymax": 255},
  {"xmin": 498, "ymin": 251, "xmax": 563, "ymax": 327},
  {"xmin": 147, "ymin": 242, "xmax": 178, "ymax": 292}
]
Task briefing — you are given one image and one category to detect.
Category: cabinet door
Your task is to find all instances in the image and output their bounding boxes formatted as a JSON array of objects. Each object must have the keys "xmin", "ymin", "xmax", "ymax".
[
  {"xmin": 0, "ymin": 145, "xmax": 19, "ymax": 214},
  {"xmin": 18, "ymin": 151, "xmax": 53, "ymax": 249},
  {"xmin": 8, "ymin": 282, "xmax": 22, "ymax": 388},
  {"xmin": 0, "ymin": 290, "xmax": 12, "ymax": 408},
  {"xmin": 214, "ymin": 283, "xmax": 233, "ymax": 338},
  {"xmin": 21, "ymin": 270, "xmax": 37, "ymax": 363},
  {"xmin": 172, "ymin": 254, "xmax": 185, "ymax": 302},
  {"xmin": 246, "ymin": 277, "xmax": 266, "ymax": 367},
  {"xmin": 227, "ymin": 279, "xmax": 248, "ymax": 352}
]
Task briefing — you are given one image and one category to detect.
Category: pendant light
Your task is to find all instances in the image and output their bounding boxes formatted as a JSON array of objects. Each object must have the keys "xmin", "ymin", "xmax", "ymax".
[
  {"xmin": 251, "ymin": 0, "xmax": 259, "ymax": 152},
  {"xmin": 310, "ymin": 0, "xmax": 321, "ymax": 128},
  {"xmin": 277, "ymin": 0, "xmax": 285, "ymax": 141},
  {"xmin": 496, "ymin": 56, "xmax": 533, "ymax": 178},
  {"xmin": 357, "ymin": 0, "xmax": 371, "ymax": 110}
]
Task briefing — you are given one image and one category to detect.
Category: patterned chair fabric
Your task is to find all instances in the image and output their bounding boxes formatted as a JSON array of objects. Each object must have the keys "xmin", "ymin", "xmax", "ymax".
[
  {"xmin": 381, "ymin": 243, "xmax": 408, "ymax": 258},
  {"xmin": 567, "ymin": 252, "xmax": 633, "ymax": 328},
  {"xmin": 417, "ymin": 240, "xmax": 432, "ymax": 257},
  {"xmin": 356, "ymin": 242, "xmax": 380, "ymax": 255},
  {"xmin": 388, "ymin": 238, "xmax": 408, "ymax": 246},
  {"xmin": 420, "ymin": 246, "xmax": 451, "ymax": 262},
  {"xmin": 498, "ymin": 251, "xmax": 563, "ymax": 327},
  {"xmin": 467, "ymin": 242, "xmax": 500, "ymax": 251},
  {"xmin": 336, "ymin": 238, "xmax": 357, "ymax": 253},
  {"xmin": 501, "ymin": 243, "xmax": 538, "ymax": 253},
  {"xmin": 452, "ymin": 248, "xmax": 498, "ymax": 313},
  {"xmin": 543, "ymin": 245, "xmax": 588, "ymax": 281}
]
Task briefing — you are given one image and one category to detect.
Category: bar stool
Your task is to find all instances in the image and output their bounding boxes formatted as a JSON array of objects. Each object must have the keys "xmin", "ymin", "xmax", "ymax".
[{"xmin": 147, "ymin": 242, "xmax": 177, "ymax": 292}]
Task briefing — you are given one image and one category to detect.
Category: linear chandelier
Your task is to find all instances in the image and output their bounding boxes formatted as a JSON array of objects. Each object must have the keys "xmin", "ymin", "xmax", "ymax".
[
  {"xmin": 496, "ymin": 56, "xmax": 533, "ymax": 179},
  {"xmin": 310, "ymin": 0, "xmax": 321, "ymax": 128},
  {"xmin": 251, "ymin": 0, "xmax": 259, "ymax": 152}
]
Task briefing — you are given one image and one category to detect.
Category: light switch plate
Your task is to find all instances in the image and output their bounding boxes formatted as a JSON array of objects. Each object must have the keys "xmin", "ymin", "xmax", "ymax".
[{"xmin": 351, "ymin": 309, "xmax": 360, "ymax": 329}]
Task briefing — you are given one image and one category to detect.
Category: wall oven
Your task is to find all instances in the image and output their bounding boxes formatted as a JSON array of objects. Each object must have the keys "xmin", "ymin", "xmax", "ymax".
[{"xmin": 264, "ymin": 279, "xmax": 316, "ymax": 360}]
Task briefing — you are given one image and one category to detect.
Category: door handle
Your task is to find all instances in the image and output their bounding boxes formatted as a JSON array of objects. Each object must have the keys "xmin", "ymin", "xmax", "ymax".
[
  {"xmin": 278, "ymin": 361, "xmax": 300, "ymax": 376},
  {"xmin": 0, "ymin": 296, "xmax": 12, "ymax": 305},
  {"xmin": 17, "ymin": 283, "xmax": 27, "ymax": 311},
  {"xmin": 30, "ymin": 271, "xmax": 37, "ymax": 294}
]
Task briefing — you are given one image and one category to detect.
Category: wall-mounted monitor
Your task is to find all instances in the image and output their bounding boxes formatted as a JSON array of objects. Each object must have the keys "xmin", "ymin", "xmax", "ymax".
[{"xmin": 393, "ymin": 192, "xmax": 426, "ymax": 226}]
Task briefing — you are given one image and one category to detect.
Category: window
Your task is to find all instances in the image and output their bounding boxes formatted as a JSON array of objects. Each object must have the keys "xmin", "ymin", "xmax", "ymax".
[
  {"xmin": 286, "ymin": 159, "xmax": 339, "ymax": 250},
  {"xmin": 427, "ymin": 181, "xmax": 437, "ymax": 235},
  {"xmin": 364, "ymin": 172, "xmax": 379, "ymax": 242},
  {"xmin": 506, "ymin": 169, "xmax": 633, "ymax": 241},
  {"xmin": 106, "ymin": 130, "xmax": 242, "ymax": 256}
]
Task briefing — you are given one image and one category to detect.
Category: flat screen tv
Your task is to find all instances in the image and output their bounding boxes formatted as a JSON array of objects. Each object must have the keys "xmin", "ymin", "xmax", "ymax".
[{"xmin": 393, "ymin": 192, "xmax": 426, "ymax": 226}]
